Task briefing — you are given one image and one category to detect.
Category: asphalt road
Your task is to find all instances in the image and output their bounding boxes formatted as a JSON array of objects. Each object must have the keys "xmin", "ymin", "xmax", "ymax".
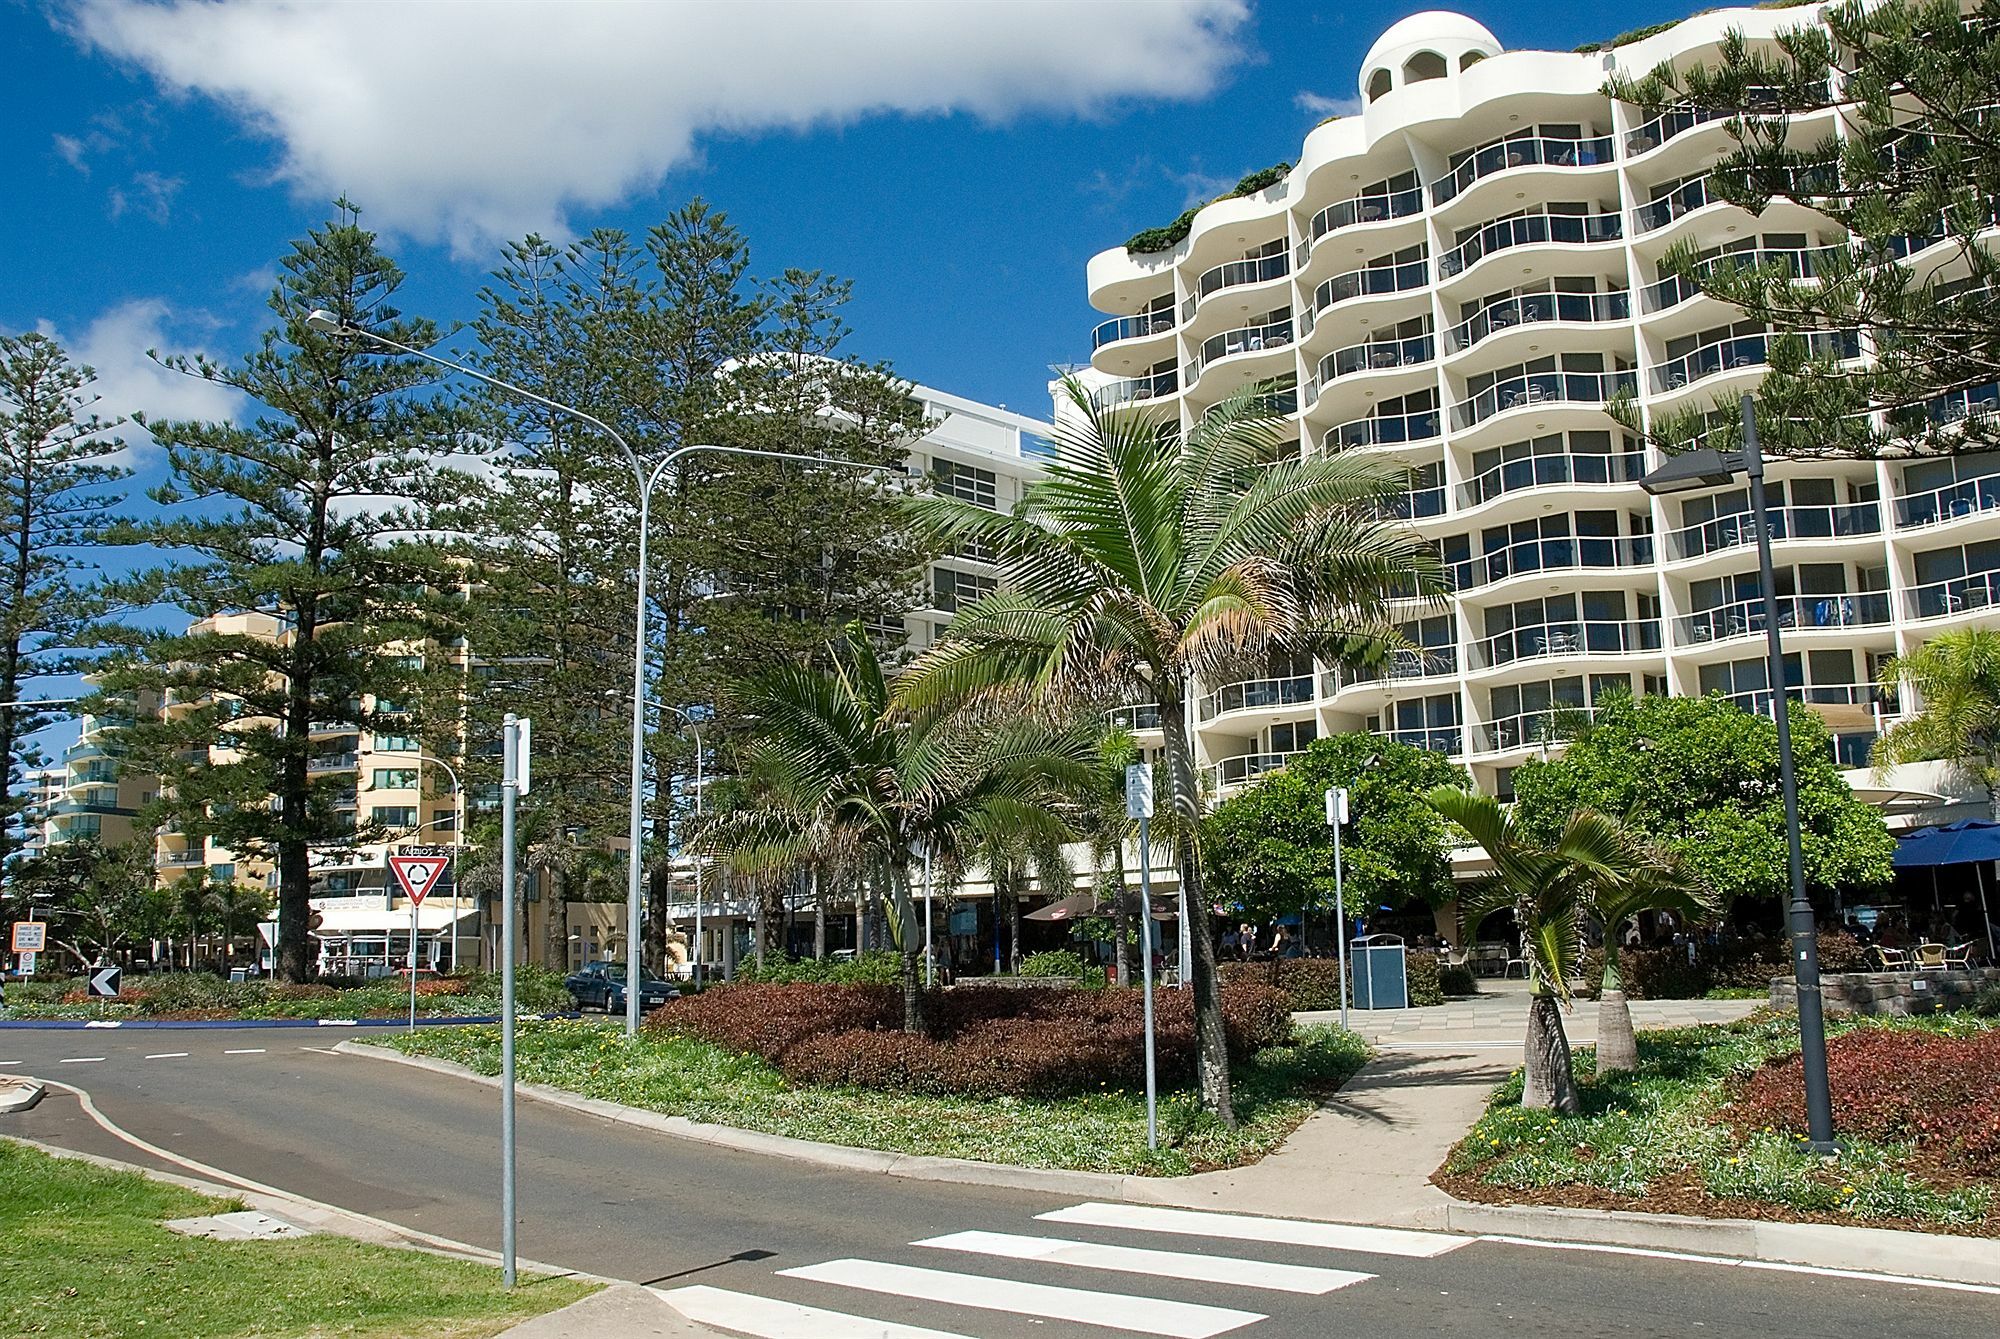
[{"xmin": 3, "ymin": 1024, "xmax": 1993, "ymax": 1339}]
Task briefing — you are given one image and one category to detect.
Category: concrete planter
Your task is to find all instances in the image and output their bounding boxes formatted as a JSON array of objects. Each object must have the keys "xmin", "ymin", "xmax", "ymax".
[{"xmin": 1768, "ymin": 967, "xmax": 2000, "ymax": 1016}]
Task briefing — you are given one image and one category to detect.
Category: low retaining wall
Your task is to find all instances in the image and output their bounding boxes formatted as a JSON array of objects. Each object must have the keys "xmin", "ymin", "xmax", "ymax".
[{"xmin": 1768, "ymin": 967, "xmax": 2000, "ymax": 1016}]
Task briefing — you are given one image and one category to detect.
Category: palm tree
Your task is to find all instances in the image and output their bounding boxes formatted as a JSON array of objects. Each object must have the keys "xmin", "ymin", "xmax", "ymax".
[
  {"xmin": 700, "ymin": 623, "xmax": 1090, "ymax": 1029},
  {"xmin": 205, "ymin": 882, "xmax": 272, "ymax": 971},
  {"xmin": 969, "ymin": 808, "xmax": 1073, "ymax": 973},
  {"xmin": 1873, "ymin": 627, "xmax": 2000, "ymax": 817},
  {"xmin": 1587, "ymin": 841, "xmax": 1717, "ymax": 1074},
  {"xmin": 899, "ymin": 377, "xmax": 1437, "ymax": 1123},
  {"xmin": 1079, "ymin": 724, "xmax": 1143, "ymax": 986},
  {"xmin": 1427, "ymin": 788, "xmax": 1675, "ymax": 1111}
]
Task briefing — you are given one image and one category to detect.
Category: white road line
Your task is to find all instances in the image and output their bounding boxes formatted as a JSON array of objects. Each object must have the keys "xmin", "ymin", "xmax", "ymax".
[
  {"xmin": 916, "ymin": 1229, "xmax": 1374, "ymax": 1295},
  {"xmin": 144, "ymin": 1052, "xmax": 191, "ymax": 1060},
  {"xmin": 779, "ymin": 1258, "xmax": 1265, "ymax": 1339},
  {"xmin": 1479, "ymin": 1236, "xmax": 2000, "ymax": 1295},
  {"xmin": 0, "ymin": 1060, "xmax": 20, "ymax": 1067},
  {"xmin": 58, "ymin": 1057, "xmax": 105, "ymax": 1064},
  {"xmin": 296, "ymin": 1045, "xmax": 341, "ymax": 1055},
  {"xmin": 658, "ymin": 1285, "xmax": 976, "ymax": 1339},
  {"xmin": 223, "ymin": 1048, "xmax": 266, "ymax": 1055},
  {"xmin": 1039, "ymin": 1202, "xmax": 1469, "ymax": 1260}
]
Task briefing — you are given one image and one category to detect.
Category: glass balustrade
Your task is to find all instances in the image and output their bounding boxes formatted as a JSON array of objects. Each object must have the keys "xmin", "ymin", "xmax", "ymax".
[
  {"xmin": 1105, "ymin": 702, "xmax": 1162, "ymax": 731},
  {"xmin": 1371, "ymin": 725, "xmax": 1464, "ymax": 755},
  {"xmin": 1209, "ymin": 751, "xmax": 1305, "ymax": 787},
  {"xmin": 1894, "ymin": 473, "xmax": 2000, "ymax": 528},
  {"xmin": 1431, "ymin": 135, "xmax": 1615, "ymax": 205},
  {"xmin": 1325, "ymin": 408, "xmax": 1443, "ymax": 450},
  {"xmin": 1624, "ymin": 105, "xmax": 1726, "ymax": 155},
  {"xmin": 1457, "ymin": 451, "xmax": 1647, "ymax": 507},
  {"xmin": 1369, "ymin": 486, "xmax": 1447, "ymax": 520},
  {"xmin": 1908, "ymin": 382, "xmax": 2000, "ymax": 432},
  {"xmin": 1444, "ymin": 290, "xmax": 1628, "ymax": 354},
  {"xmin": 1093, "ymin": 311, "xmax": 1176, "ymax": 349},
  {"xmin": 1470, "ymin": 618, "xmax": 1661, "ymax": 669},
  {"xmin": 1666, "ymin": 501, "xmax": 1881, "ymax": 560},
  {"xmin": 1675, "ymin": 591, "xmax": 1890, "ymax": 643},
  {"xmin": 1438, "ymin": 212, "xmax": 1622, "ymax": 278},
  {"xmin": 1907, "ymin": 571, "xmax": 2000, "ymax": 619},
  {"xmin": 1450, "ymin": 368, "xmax": 1636, "ymax": 431},
  {"xmin": 1636, "ymin": 178, "xmax": 1719, "ymax": 233},
  {"xmin": 1639, "ymin": 247, "xmax": 1828, "ymax": 314},
  {"xmin": 1184, "ymin": 253, "xmax": 1290, "ymax": 319},
  {"xmin": 1724, "ymin": 683, "xmax": 1886, "ymax": 716},
  {"xmin": 1308, "ymin": 188, "xmax": 1424, "ymax": 243},
  {"xmin": 1453, "ymin": 533, "xmax": 1655, "ymax": 588},
  {"xmin": 1192, "ymin": 319, "xmax": 1294, "ymax": 379},
  {"xmin": 1201, "ymin": 674, "xmax": 1317, "ymax": 719},
  {"xmin": 1321, "ymin": 333, "xmax": 1434, "ymax": 383},
  {"xmin": 1475, "ymin": 706, "xmax": 1598, "ymax": 754},
  {"xmin": 1093, "ymin": 369, "xmax": 1179, "ymax": 409},
  {"xmin": 1314, "ymin": 258, "xmax": 1429, "ymax": 313}
]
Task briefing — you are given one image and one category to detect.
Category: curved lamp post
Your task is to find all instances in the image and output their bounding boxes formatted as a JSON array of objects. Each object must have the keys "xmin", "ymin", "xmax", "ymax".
[{"xmin": 305, "ymin": 310, "xmax": 901, "ymax": 1035}]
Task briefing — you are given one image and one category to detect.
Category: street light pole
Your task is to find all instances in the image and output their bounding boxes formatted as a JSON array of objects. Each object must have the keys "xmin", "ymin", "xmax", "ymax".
[{"xmin": 310, "ymin": 311, "xmax": 904, "ymax": 1037}]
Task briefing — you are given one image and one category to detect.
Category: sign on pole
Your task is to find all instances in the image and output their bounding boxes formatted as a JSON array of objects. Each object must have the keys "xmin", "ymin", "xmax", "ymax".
[
  {"xmin": 88, "ymin": 965, "xmax": 121, "ymax": 997},
  {"xmin": 1124, "ymin": 763, "xmax": 1153, "ymax": 819},
  {"xmin": 12, "ymin": 922, "xmax": 47, "ymax": 954},
  {"xmin": 387, "ymin": 853, "xmax": 451, "ymax": 906},
  {"xmin": 18, "ymin": 952, "xmax": 37, "ymax": 976}
]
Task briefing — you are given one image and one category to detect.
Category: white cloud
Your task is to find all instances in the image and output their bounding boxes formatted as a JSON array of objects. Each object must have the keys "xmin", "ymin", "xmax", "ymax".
[
  {"xmin": 1295, "ymin": 90, "xmax": 1362, "ymax": 120},
  {"xmin": 65, "ymin": 0, "xmax": 1251, "ymax": 252},
  {"xmin": 108, "ymin": 170, "xmax": 184, "ymax": 224},
  {"xmin": 30, "ymin": 300, "xmax": 245, "ymax": 455}
]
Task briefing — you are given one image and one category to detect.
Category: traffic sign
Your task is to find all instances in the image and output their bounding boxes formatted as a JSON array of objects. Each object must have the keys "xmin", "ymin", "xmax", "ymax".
[
  {"xmin": 1124, "ymin": 763, "xmax": 1154, "ymax": 819},
  {"xmin": 18, "ymin": 952, "xmax": 37, "ymax": 976},
  {"xmin": 88, "ymin": 965, "xmax": 121, "ymax": 997},
  {"xmin": 388, "ymin": 852, "xmax": 451, "ymax": 906},
  {"xmin": 11, "ymin": 921, "xmax": 46, "ymax": 953}
]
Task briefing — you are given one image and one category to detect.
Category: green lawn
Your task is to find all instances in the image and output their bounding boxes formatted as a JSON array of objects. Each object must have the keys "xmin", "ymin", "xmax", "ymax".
[
  {"xmin": 0, "ymin": 1140, "xmax": 592, "ymax": 1339},
  {"xmin": 388, "ymin": 1019, "xmax": 1369, "ymax": 1177},
  {"xmin": 1440, "ymin": 1011, "xmax": 1998, "ymax": 1234}
]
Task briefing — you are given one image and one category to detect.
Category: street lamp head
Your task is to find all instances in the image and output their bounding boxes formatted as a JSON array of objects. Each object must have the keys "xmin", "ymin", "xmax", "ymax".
[
  {"xmin": 304, "ymin": 309, "xmax": 351, "ymax": 336},
  {"xmin": 1640, "ymin": 446, "xmax": 1744, "ymax": 496}
]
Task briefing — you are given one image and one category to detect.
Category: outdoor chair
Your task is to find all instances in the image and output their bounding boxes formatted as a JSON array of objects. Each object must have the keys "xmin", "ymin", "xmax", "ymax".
[
  {"xmin": 1870, "ymin": 946, "xmax": 1910, "ymax": 969},
  {"xmin": 1915, "ymin": 942, "xmax": 1948, "ymax": 969},
  {"xmin": 1503, "ymin": 955, "xmax": 1530, "ymax": 978},
  {"xmin": 1942, "ymin": 942, "xmax": 1975, "ymax": 969}
]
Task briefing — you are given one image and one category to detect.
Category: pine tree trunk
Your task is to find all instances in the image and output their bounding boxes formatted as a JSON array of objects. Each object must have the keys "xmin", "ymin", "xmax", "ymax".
[
  {"xmin": 1159, "ymin": 691, "xmax": 1234, "ymax": 1124},
  {"xmin": 1521, "ymin": 992, "xmax": 1580, "ymax": 1112},
  {"xmin": 1004, "ymin": 871, "xmax": 1023, "ymax": 974},
  {"xmin": 1594, "ymin": 943, "xmax": 1639, "ymax": 1074}
]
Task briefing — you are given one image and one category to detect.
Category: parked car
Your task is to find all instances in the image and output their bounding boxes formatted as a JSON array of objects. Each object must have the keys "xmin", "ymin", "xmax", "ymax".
[{"xmin": 564, "ymin": 961, "xmax": 678, "ymax": 1014}]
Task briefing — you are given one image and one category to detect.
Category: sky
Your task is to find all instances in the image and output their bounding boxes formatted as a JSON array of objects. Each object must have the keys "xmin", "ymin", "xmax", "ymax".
[{"xmin": 3, "ymin": 0, "xmax": 1702, "ymax": 433}]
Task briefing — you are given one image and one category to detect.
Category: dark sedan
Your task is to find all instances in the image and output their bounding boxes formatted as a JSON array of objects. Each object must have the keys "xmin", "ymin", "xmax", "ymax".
[{"xmin": 564, "ymin": 961, "xmax": 678, "ymax": 1013}]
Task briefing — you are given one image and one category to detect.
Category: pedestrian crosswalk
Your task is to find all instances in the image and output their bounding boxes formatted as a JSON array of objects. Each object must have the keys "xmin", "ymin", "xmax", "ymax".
[{"xmin": 656, "ymin": 1200, "xmax": 1470, "ymax": 1338}]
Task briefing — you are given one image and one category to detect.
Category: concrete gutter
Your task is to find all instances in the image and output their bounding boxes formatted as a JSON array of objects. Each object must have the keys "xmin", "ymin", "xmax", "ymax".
[{"xmin": 338, "ymin": 1040, "xmax": 2000, "ymax": 1289}]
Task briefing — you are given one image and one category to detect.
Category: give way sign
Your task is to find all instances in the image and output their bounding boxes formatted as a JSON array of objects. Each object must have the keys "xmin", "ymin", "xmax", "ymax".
[{"xmin": 387, "ymin": 853, "xmax": 451, "ymax": 906}]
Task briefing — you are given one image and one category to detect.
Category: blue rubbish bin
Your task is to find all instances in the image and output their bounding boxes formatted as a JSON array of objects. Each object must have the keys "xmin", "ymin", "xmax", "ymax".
[{"xmin": 1350, "ymin": 933, "xmax": 1408, "ymax": 1009}]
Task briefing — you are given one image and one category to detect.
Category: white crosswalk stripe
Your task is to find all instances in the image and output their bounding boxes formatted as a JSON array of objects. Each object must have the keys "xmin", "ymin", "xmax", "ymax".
[
  {"xmin": 915, "ymin": 1229, "xmax": 1374, "ymax": 1295},
  {"xmin": 780, "ymin": 1258, "xmax": 1267, "ymax": 1338},
  {"xmin": 1039, "ymin": 1202, "xmax": 1470, "ymax": 1259},
  {"xmin": 659, "ymin": 1284, "xmax": 977, "ymax": 1339}
]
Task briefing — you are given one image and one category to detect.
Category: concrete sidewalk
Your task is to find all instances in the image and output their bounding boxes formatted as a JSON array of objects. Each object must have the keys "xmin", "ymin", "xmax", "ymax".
[
  {"xmin": 1302, "ymin": 979, "xmax": 1765, "ymax": 1048},
  {"xmin": 494, "ymin": 1285, "xmax": 710, "ymax": 1338}
]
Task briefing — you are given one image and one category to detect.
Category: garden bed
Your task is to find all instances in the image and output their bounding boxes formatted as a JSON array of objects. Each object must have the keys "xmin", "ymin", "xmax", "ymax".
[
  {"xmin": 1437, "ymin": 1009, "xmax": 2000, "ymax": 1236},
  {"xmin": 387, "ymin": 980, "xmax": 1369, "ymax": 1176},
  {"xmin": 1, "ymin": 969, "xmax": 574, "ymax": 1022}
]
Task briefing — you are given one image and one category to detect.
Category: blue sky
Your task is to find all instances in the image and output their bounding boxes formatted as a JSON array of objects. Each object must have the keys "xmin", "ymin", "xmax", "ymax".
[{"xmin": 4, "ymin": 0, "xmax": 1699, "ymax": 434}]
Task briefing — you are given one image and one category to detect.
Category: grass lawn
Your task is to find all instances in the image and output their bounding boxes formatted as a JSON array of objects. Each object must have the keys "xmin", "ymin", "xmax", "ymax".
[
  {"xmin": 388, "ymin": 1018, "xmax": 1369, "ymax": 1177},
  {"xmin": 1438, "ymin": 1011, "xmax": 1999, "ymax": 1235},
  {"xmin": 1, "ymin": 1140, "xmax": 593, "ymax": 1339}
]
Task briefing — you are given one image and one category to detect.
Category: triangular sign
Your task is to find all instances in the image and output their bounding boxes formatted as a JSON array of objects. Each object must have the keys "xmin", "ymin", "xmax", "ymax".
[{"xmin": 387, "ymin": 853, "xmax": 451, "ymax": 906}]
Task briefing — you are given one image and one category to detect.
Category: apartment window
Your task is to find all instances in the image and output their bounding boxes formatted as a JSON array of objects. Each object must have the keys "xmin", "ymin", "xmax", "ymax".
[
  {"xmin": 373, "ymin": 733, "xmax": 419, "ymax": 753},
  {"xmin": 371, "ymin": 805, "xmax": 419, "ymax": 829},
  {"xmin": 372, "ymin": 768, "xmax": 419, "ymax": 791},
  {"xmin": 932, "ymin": 566, "xmax": 998, "ymax": 613},
  {"xmin": 1269, "ymin": 720, "xmax": 1317, "ymax": 752},
  {"xmin": 935, "ymin": 460, "xmax": 997, "ymax": 510},
  {"xmin": 209, "ymin": 863, "xmax": 236, "ymax": 884}
]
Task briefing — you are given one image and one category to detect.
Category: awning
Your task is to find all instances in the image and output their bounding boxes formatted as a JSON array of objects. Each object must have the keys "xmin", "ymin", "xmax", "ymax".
[
  {"xmin": 310, "ymin": 902, "xmax": 478, "ymax": 936},
  {"xmin": 1852, "ymin": 786, "xmax": 1949, "ymax": 816},
  {"xmin": 1892, "ymin": 819, "xmax": 1999, "ymax": 958}
]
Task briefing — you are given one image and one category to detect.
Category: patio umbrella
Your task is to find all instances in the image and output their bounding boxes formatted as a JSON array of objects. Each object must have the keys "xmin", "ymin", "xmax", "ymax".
[{"xmin": 1891, "ymin": 819, "xmax": 2000, "ymax": 959}]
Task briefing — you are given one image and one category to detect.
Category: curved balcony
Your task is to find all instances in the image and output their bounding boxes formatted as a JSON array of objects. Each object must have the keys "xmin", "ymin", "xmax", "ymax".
[
  {"xmin": 1306, "ymin": 188, "xmax": 1424, "ymax": 248},
  {"xmin": 1898, "ymin": 382, "xmax": 2000, "ymax": 438},
  {"xmin": 1323, "ymin": 646, "xmax": 1459, "ymax": 696},
  {"xmin": 1324, "ymin": 407, "xmax": 1443, "ymax": 451},
  {"xmin": 1676, "ymin": 591, "xmax": 1891, "ymax": 645},
  {"xmin": 1472, "ymin": 706, "xmax": 1599, "ymax": 756},
  {"xmin": 1457, "ymin": 450, "xmax": 1646, "ymax": 509},
  {"xmin": 1623, "ymin": 105, "xmax": 1726, "ymax": 157},
  {"xmin": 1200, "ymin": 673, "xmax": 1316, "ymax": 721},
  {"xmin": 1373, "ymin": 725, "xmax": 1464, "ymax": 756},
  {"xmin": 1907, "ymin": 571, "xmax": 2000, "ymax": 620},
  {"xmin": 1431, "ymin": 135, "xmax": 1615, "ymax": 206},
  {"xmin": 1635, "ymin": 176, "xmax": 1721, "ymax": 234},
  {"xmin": 1092, "ymin": 311, "xmax": 1176, "ymax": 350},
  {"xmin": 1318, "ymin": 333, "xmax": 1434, "ymax": 385},
  {"xmin": 1894, "ymin": 473, "xmax": 2000, "ymax": 530},
  {"xmin": 1369, "ymin": 484, "xmax": 1447, "ymax": 520},
  {"xmin": 1469, "ymin": 618, "xmax": 1661, "ymax": 671},
  {"xmin": 1092, "ymin": 369, "xmax": 1179, "ymax": 410},
  {"xmin": 1450, "ymin": 368, "xmax": 1636, "ymax": 432},
  {"xmin": 1105, "ymin": 702, "xmax": 1162, "ymax": 732},
  {"xmin": 1183, "ymin": 252, "xmax": 1290, "ymax": 321},
  {"xmin": 1438, "ymin": 212, "xmax": 1622, "ymax": 280},
  {"xmin": 1652, "ymin": 328, "xmax": 1858, "ymax": 396},
  {"xmin": 1444, "ymin": 290, "xmax": 1629, "ymax": 356},
  {"xmin": 1208, "ymin": 750, "xmax": 1304, "ymax": 789},
  {"xmin": 1664, "ymin": 501, "xmax": 1882, "ymax": 562},
  {"xmin": 1640, "ymin": 246, "xmax": 1831, "ymax": 315},
  {"xmin": 1452, "ymin": 534, "xmax": 1655, "ymax": 591},
  {"xmin": 1313, "ymin": 258, "xmax": 1429, "ymax": 316},
  {"xmin": 1188, "ymin": 318, "xmax": 1295, "ymax": 383}
]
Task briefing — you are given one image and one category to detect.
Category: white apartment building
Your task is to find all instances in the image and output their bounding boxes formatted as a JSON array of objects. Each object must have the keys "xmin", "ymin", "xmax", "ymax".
[
  {"xmin": 12, "ymin": 766, "xmax": 67, "ymax": 862},
  {"xmin": 1077, "ymin": 8, "xmax": 1998, "ymax": 811}
]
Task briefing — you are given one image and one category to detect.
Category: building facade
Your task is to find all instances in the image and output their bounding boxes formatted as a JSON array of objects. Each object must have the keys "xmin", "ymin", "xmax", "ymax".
[{"xmin": 1077, "ymin": 7, "xmax": 1995, "ymax": 808}]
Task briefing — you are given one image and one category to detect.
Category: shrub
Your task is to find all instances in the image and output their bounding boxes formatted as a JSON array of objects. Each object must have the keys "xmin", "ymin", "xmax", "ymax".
[
  {"xmin": 1728, "ymin": 1026, "xmax": 2000, "ymax": 1174},
  {"xmin": 1405, "ymin": 953, "xmax": 1444, "ymax": 1008},
  {"xmin": 1439, "ymin": 963, "xmax": 1477, "ymax": 997},
  {"xmin": 734, "ymin": 951, "xmax": 902, "ymax": 987},
  {"xmin": 1123, "ymin": 163, "xmax": 1293, "ymax": 255},
  {"xmin": 1019, "ymin": 950, "xmax": 1096, "ymax": 981},
  {"xmin": 1973, "ymin": 985, "xmax": 2000, "ymax": 1018}
]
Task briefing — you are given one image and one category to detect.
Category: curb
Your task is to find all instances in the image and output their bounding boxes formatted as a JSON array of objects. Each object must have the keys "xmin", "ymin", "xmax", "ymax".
[
  {"xmin": 339, "ymin": 1039, "xmax": 2000, "ymax": 1290},
  {"xmin": 0, "ymin": 1077, "xmax": 45, "ymax": 1114},
  {"xmin": 0, "ymin": 1012, "xmax": 580, "ymax": 1031}
]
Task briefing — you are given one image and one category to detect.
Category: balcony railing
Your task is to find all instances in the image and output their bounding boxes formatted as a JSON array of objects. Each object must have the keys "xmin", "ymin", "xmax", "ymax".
[
  {"xmin": 1908, "ymin": 382, "xmax": 2000, "ymax": 432},
  {"xmin": 1191, "ymin": 319, "xmax": 1294, "ymax": 379},
  {"xmin": 1431, "ymin": 135, "xmax": 1615, "ymax": 204},
  {"xmin": 1636, "ymin": 177, "xmax": 1720, "ymax": 233},
  {"xmin": 309, "ymin": 754, "xmax": 359, "ymax": 773},
  {"xmin": 156, "ymin": 851, "xmax": 206, "ymax": 867},
  {"xmin": 1444, "ymin": 290, "xmax": 1629, "ymax": 354},
  {"xmin": 1369, "ymin": 485, "xmax": 1447, "ymax": 520},
  {"xmin": 1105, "ymin": 702, "xmax": 1162, "ymax": 732},
  {"xmin": 1894, "ymin": 474, "xmax": 2000, "ymax": 528},
  {"xmin": 1723, "ymin": 682, "xmax": 1887, "ymax": 717},
  {"xmin": 1473, "ymin": 706, "xmax": 1599, "ymax": 754},
  {"xmin": 1665, "ymin": 501, "xmax": 1881, "ymax": 561},
  {"xmin": 1458, "ymin": 450, "xmax": 1647, "ymax": 507},
  {"xmin": 1371, "ymin": 725, "xmax": 1464, "ymax": 756},
  {"xmin": 1314, "ymin": 258, "xmax": 1429, "ymax": 314},
  {"xmin": 1650, "ymin": 331, "xmax": 1861, "ymax": 394},
  {"xmin": 1438, "ymin": 211, "xmax": 1622, "ymax": 279},
  {"xmin": 1201, "ymin": 674, "xmax": 1316, "ymax": 720},
  {"xmin": 1623, "ymin": 105, "xmax": 1727, "ymax": 155},
  {"xmin": 1640, "ymin": 247, "xmax": 1830, "ymax": 314},
  {"xmin": 1452, "ymin": 534, "xmax": 1655, "ymax": 589},
  {"xmin": 1093, "ymin": 311, "xmax": 1175, "ymax": 350},
  {"xmin": 1184, "ymin": 253, "xmax": 1290, "ymax": 319},
  {"xmin": 1324, "ymin": 409, "xmax": 1443, "ymax": 451},
  {"xmin": 1305, "ymin": 188, "xmax": 1425, "ymax": 248},
  {"xmin": 1093, "ymin": 369, "xmax": 1179, "ymax": 409},
  {"xmin": 1320, "ymin": 333, "xmax": 1434, "ymax": 384},
  {"xmin": 1469, "ymin": 618, "xmax": 1662, "ymax": 670},
  {"xmin": 1208, "ymin": 750, "xmax": 1304, "ymax": 788},
  {"xmin": 1906, "ymin": 571, "xmax": 2000, "ymax": 620},
  {"xmin": 1450, "ymin": 368, "xmax": 1636, "ymax": 431},
  {"xmin": 1322, "ymin": 647, "xmax": 1458, "ymax": 695},
  {"xmin": 1676, "ymin": 591, "xmax": 1891, "ymax": 645}
]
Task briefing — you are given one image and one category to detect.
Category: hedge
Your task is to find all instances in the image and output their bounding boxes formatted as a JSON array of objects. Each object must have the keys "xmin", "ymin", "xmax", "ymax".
[
  {"xmin": 1124, "ymin": 162, "xmax": 1293, "ymax": 255},
  {"xmin": 1582, "ymin": 931, "xmax": 1870, "ymax": 1000},
  {"xmin": 1218, "ymin": 953, "xmax": 1468, "ymax": 1009}
]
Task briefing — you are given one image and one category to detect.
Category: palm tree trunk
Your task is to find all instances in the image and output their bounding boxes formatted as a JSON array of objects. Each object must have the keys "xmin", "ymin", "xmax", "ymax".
[
  {"xmin": 1158, "ymin": 692, "xmax": 1235, "ymax": 1125},
  {"xmin": 1595, "ymin": 938, "xmax": 1639, "ymax": 1074},
  {"xmin": 1522, "ymin": 990, "xmax": 1581, "ymax": 1112},
  {"xmin": 1003, "ymin": 868, "xmax": 1023, "ymax": 973},
  {"xmin": 891, "ymin": 859, "xmax": 928, "ymax": 1033},
  {"xmin": 813, "ymin": 866, "xmax": 826, "ymax": 960},
  {"xmin": 1109, "ymin": 845, "xmax": 1131, "ymax": 988}
]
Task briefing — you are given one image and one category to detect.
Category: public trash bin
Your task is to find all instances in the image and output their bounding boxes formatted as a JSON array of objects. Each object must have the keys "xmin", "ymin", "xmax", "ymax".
[{"xmin": 1350, "ymin": 933, "xmax": 1408, "ymax": 1009}]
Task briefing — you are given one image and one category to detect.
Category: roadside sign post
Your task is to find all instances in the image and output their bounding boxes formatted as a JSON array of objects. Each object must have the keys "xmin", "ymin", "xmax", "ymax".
[
  {"xmin": 499, "ymin": 713, "xmax": 527, "ymax": 1289},
  {"xmin": 1126, "ymin": 763, "xmax": 1158, "ymax": 1152},
  {"xmin": 388, "ymin": 850, "xmax": 451, "ymax": 1031},
  {"xmin": 1326, "ymin": 787, "xmax": 1350, "ymax": 1030},
  {"xmin": 12, "ymin": 920, "xmax": 47, "ymax": 978},
  {"xmin": 88, "ymin": 964, "xmax": 121, "ymax": 997}
]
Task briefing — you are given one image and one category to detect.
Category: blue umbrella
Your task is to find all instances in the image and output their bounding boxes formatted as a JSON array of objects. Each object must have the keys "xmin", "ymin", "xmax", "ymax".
[{"xmin": 1892, "ymin": 819, "xmax": 1999, "ymax": 958}]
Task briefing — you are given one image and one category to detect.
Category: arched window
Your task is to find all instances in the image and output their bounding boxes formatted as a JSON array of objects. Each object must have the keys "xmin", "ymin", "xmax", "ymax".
[
  {"xmin": 1403, "ymin": 51, "xmax": 1448, "ymax": 83},
  {"xmin": 1366, "ymin": 68, "xmax": 1394, "ymax": 102},
  {"xmin": 1460, "ymin": 50, "xmax": 1487, "ymax": 71}
]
